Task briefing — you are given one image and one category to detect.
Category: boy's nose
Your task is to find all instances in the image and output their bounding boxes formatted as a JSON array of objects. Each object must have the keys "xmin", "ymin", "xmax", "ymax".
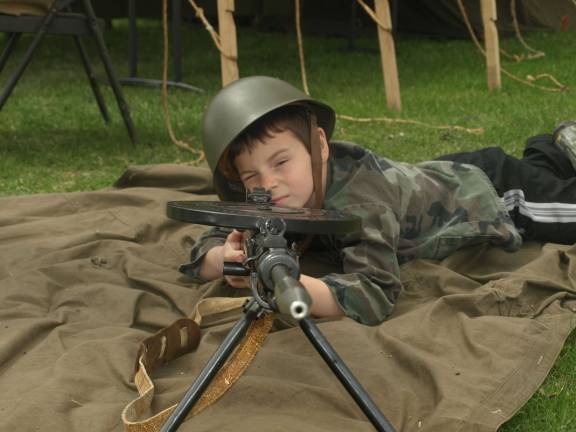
[{"xmin": 261, "ymin": 174, "xmax": 278, "ymax": 190}]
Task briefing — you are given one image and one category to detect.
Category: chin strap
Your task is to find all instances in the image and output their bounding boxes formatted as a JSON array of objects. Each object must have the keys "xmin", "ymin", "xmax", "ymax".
[
  {"xmin": 309, "ymin": 113, "xmax": 325, "ymax": 210},
  {"xmin": 296, "ymin": 112, "xmax": 325, "ymax": 256}
]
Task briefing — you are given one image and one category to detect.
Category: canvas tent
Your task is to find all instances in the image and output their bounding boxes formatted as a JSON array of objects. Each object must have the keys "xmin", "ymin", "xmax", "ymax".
[
  {"xmin": 3, "ymin": 0, "xmax": 575, "ymax": 34},
  {"xmin": 395, "ymin": 0, "xmax": 576, "ymax": 38},
  {"xmin": 179, "ymin": 0, "xmax": 576, "ymax": 36}
]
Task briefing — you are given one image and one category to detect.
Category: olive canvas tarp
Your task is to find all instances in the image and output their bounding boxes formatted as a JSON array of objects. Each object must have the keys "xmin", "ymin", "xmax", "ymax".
[{"xmin": 0, "ymin": 164, "xmax": 574, "ymax": 432}]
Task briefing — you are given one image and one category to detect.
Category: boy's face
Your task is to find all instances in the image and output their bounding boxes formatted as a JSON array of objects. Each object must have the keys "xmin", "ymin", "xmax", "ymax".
[{"xmin": 233, "ymin": 128, "xmax": 329, "ymax": 208}]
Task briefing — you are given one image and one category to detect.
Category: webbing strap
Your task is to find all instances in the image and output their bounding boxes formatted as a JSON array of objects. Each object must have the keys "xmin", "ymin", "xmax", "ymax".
[
  {"xmin": 121, "ymin": 300, "xmax": 274, "ymax": 432},
  {"xmin": 309, "ymin": 113, "xmax": 325, "ymax": 210},
  {"xmin": 295, "ymin": 112, "xmax": 326, "ymax": 255}
]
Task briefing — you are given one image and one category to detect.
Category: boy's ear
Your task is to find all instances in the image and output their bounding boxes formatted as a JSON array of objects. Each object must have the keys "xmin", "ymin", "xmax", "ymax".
[{"xmin": 317, "ymin": 127, "xmax": 330, "ymax": 162}]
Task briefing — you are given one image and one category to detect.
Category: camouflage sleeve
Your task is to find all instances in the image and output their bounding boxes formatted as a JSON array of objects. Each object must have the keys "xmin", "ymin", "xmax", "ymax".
[
  {"xmin": 178, "ymin": 226, "xmax": 231, "ymax": 279},
  {"xmin": 320, "ymin": 203, "xmax": 402, "ymax": 326}
]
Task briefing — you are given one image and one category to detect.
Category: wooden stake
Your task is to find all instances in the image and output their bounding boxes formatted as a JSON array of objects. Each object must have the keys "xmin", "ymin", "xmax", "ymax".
[
  {"xmin": 480, "ymin": 0, "xmax": 501, "ymax": 90},
  {"xmin": 374, "ymin": 0, "xmax": 401, "ymax": 112},
  {"xmin": 217, "ymin": 0, "xmax": 239, "ymax": 86}
]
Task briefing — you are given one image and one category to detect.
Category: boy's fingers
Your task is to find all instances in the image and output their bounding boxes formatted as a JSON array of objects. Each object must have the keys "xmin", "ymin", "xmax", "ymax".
[
  {"xmin": 225, "ymin": 276, "xmax": 250, "ymax": 289},
  {"xmin": 226, "ymin": 230, "xmax": 244, "ymax": 250},
  {"xmin": 228, "ymin": 229, "xmax": 243, "ymax": 241},
  {"xmin": 224, "ymin": 248, "xmax": 245, "ymax": 262}
]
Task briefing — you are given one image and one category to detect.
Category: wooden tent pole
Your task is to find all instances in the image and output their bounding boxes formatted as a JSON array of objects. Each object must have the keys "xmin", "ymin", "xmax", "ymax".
[
  {"xmin": 374, "ymin": 0, "xmax": 401, "ymax": 111},
  {"xmin": 480, "ymin": 0, "xmax": 501, "ymax": 90},
  {"xmin": 217, "ymin": 0, "xmax": 239, "ymax": 86}
]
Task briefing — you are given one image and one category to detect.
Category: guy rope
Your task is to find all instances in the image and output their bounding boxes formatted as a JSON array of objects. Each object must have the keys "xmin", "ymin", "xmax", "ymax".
[
  {"xmin": 294, "ymin": 0, "xmax": 485, "ymax": 135},
  {"xmin": 161, "ymin": 0, "xmax": 204, "ymax": 161},
  {"xmin": 456, "ymin": 0, "xmax": 567, "ymax": 93}
]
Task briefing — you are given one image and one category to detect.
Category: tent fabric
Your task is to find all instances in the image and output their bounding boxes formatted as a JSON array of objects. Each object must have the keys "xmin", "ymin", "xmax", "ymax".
[
  {"xmin": 213, "ymin": 0, "xmax": 576, "ymax": 36},
  {"xmin": 87, "ymin": 0, "xmax": 576, "ymax": 36},
  {"xmin": 521, "ymin": 0, "xmax": 576, "ymax": 31},
  {"xmin": 0, "ymin": 164, "xmax": 574, "ymax": 432},
  {"xmin": 396, "ymin": 0, "xmax": 576, "ymax": 37},
  {"xmin": 9, "ymin": 0, "xmax": 570, "ymax": 36}
]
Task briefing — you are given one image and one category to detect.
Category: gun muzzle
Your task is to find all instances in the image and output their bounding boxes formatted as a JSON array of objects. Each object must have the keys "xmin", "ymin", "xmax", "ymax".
[{"xmin": 271, "ymin": 264, "xmax": 312, "ymax": 320}]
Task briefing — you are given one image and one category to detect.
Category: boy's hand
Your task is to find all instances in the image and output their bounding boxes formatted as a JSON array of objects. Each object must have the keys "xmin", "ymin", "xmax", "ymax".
[{"xmin": 223, "ymin": 230, "xmax": 250, "ymax": 289}]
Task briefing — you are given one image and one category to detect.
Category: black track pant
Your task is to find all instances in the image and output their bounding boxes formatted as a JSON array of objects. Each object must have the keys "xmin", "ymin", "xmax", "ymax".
[{"xmin": 437, "ymin": 134, "xmax": 576, "ymax": 244}]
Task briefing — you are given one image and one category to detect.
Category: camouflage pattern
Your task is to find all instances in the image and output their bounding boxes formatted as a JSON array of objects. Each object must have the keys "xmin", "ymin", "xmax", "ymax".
[
  {"xmin": 183, "ymin": 141, "xmax": 522, "ymax": 326},
  {"xmin": 319, "ymin": 141, "xmax": 522, "ymax": 325}
]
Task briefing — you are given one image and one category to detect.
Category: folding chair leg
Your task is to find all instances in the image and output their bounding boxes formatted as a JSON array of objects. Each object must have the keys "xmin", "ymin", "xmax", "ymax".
[
  {"xmin": 73, "ymin": 35, "xmax": 110, "ymax": 123},
  {"xmin": 0, "ymin": 11, "xmax": 58, "ymax": 110},
  {"xmin": 81, "ymin": 0, "xmax": 139, "ymax": 146},
  {"xmin": 0, "ymin": 0, "xmax": 75, "ymax": 110},
  {"xmin": 0, "ymin": 33, "xmax": 22, "ymax": 75}
]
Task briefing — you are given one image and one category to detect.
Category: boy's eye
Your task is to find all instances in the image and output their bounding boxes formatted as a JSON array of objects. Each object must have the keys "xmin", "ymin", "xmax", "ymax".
[{"xmin": 275, "ymin": 159, "xmax": 288, "ymax": 167}]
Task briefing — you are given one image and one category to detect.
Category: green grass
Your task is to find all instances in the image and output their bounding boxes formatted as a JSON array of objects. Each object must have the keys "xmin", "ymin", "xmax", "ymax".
[{"xmin": 1, "ymin": 21, "xmax": 575, "ymax": 431}]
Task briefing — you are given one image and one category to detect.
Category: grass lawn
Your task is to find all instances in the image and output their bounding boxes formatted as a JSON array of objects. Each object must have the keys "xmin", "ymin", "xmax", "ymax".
[{"xmin": 1, "ymin": 20, "xmax": 575, "ymax": 431}]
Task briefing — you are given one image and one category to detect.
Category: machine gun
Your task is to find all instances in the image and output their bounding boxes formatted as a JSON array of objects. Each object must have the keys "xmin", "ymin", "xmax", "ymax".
[{"xmin": 162, "ymin": 189, "xmax": 396, "ymax": 432}]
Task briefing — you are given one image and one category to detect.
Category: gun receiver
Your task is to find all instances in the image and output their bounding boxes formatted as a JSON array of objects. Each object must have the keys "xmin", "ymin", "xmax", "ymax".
[{"xmin": 222, "ymin": 210, "xmax": 312, "ymax": 320}]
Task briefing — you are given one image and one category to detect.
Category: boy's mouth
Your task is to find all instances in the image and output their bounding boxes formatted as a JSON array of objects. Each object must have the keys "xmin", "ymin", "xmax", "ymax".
[{"xmin": 272, "ymin": 195, "xmax": 289, "ymax": 205}]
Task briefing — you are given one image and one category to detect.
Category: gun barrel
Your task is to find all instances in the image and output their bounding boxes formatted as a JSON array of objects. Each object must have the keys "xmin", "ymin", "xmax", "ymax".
[
  {"xmin": 223, "ymin": 261, "xmax": 250, "ymax": 276},
  {"xmin": 271, "ymin": 264, "xmax": 312, "ymax": 320}
]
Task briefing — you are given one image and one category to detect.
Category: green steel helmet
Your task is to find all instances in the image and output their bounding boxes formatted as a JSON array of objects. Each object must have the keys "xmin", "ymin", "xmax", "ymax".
[{"xmin": 202, "ymin": 76, "xmax": 336, "ymax": 201}]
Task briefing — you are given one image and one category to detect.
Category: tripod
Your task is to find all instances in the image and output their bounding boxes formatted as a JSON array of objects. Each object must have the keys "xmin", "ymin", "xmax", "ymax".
[
  {"xmin": 160, "ymin": 295, "xmax": 395, "ymax": 432},
  {"xmin": 163, "ymin": 199, "xmax": 396, "ymax": 432}
]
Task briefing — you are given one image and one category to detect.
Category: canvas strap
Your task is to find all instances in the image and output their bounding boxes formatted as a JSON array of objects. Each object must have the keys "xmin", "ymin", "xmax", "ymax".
[
  {"xmin": 121, "ymin": 297, "xmax": 274, "ymax": 432},
  {"xmin": 309, "ymin": 112, "xmax": 325, "ymax": 210},
  {"xmin": 295, "ymin": 112, "xmax": 325, "ymax": 255}
]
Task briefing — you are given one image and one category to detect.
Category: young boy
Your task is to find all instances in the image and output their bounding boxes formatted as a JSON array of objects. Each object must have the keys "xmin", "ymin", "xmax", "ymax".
[{"xmin": 182, "ymin": 76, "xmax": 576, "ymax": 326}]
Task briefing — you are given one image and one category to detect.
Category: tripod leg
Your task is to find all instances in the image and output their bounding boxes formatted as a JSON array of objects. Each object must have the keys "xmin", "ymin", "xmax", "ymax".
[
  {"xmin": 160, "ymin": 300, "xmax": 262, "ymax": 432},
  {"xmin": 299, "ymin": 318, "xmax": 396, "ymax": 432}
]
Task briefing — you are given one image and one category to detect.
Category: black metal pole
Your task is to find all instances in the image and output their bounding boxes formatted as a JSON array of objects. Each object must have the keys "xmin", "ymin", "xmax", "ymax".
[
  {"xmin": 118, "ymin": 0, "xmax": 203, "ymax": 93},
  {"xmin": 128, "ymin": 0, "xmax": 138, "ymax": 78},
  {"xmin": 171, "ymin": 0, "xmax": 182, "ymax": 82},
  {"xmin": 160, "ymin": 300, "xmax": 261, "ymax": 432},
  {"xmin": 299, "ymin": 318, "xmax": 396, "ymax": 432}
]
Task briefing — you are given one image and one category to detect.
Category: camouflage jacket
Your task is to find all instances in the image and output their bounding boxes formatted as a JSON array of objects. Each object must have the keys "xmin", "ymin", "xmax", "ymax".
[{"xmin": 183, "ymin": 141, "xmax": 522, "ymax": 325}]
